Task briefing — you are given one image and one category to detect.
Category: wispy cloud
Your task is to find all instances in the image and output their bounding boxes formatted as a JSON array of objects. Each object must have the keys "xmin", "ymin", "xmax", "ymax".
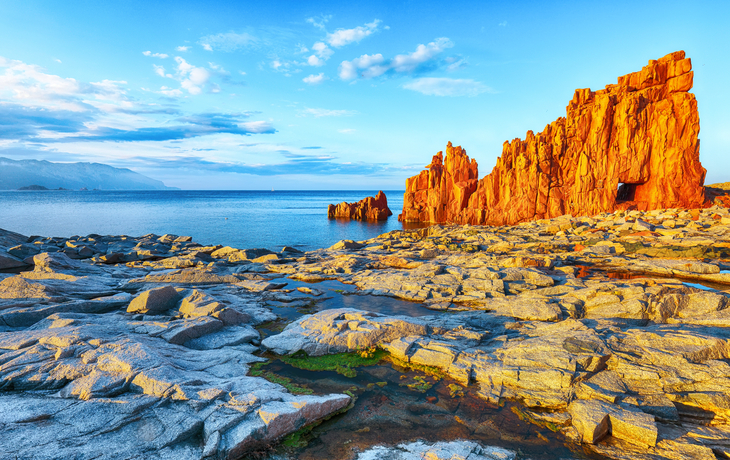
[
  {"xmin": 339, "ymin": 38, "xmax": 453, "ymax": 80},
  {"xmin": 127, "ymin": 152, "xmax": 392, "ymax": 176},
  {"xmin": 143, "ymin": 51, "xmax": 169, "ymax": 59},
  {"xmin": 153, "ymin": 57, "xmax": 211, "ymax": 95},
  {"xmin": 498, "ymin": 21, "xmax": 508, "ymax": 27},
  {"xmin": 0, "ymin": 56, "xmax": 128, "ymax": 112},
  {"xmin": 327, "ymin": 20, "xmax": 381, "ymax": 47},
  {"xmin": 403, "ymin": 77, "xmax": 493, "ymax": 97},
  {"xmin": 303, "ymin": 73, "xmax": 327, "ymax": 85},
  {"xmin": 199, "ymin": 32, "xmax": 257, "ymax": 52},
  {"xmin": 299, "ymin": 108, "xmax": 357, "ymax": 117},
  {"xmin": 40, "ymin": 113, "xmax": 276, "ymax": 143},
  {"xmin": 176, "ymin": 46, "xmax": 190, "ymax": 52},
  {"xmin": 445, "ymin": 56, "xmax": 467, "ymax": 71},
  {"xmin": 338, "ymin": 128, "xmax": 356, "ymax": 134},
  {"xmin": 306, "ymin": 15, "xmax": 332, "ymax": 31},
  {"xmin": 0, "ymin": 104, "xmax": 91, "ymax": 140},
  {"xmin": 0, "ymin": 56, "xmax": 275, "ymax": 143}
]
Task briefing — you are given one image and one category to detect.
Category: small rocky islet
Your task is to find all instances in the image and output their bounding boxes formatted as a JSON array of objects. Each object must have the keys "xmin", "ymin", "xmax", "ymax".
[{"xmin": 3, "ymin": 50, "xmax": 730, "ymax": 459}]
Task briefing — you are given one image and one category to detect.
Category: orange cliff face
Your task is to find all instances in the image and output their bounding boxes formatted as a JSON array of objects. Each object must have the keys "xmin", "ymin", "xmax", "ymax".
[
  {"xmin": 399, "ymin": 51, "xmax": 707, "ymax": 226},
  {"xmin": 328, "ymin": 190, "xmax": 393, "ymax": 221}
]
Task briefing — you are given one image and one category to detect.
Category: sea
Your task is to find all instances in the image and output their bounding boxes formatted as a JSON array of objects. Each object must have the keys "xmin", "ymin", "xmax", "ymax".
[{"xmin": 0, "ymin": 190, "xmax": 424, "ymax": 251}]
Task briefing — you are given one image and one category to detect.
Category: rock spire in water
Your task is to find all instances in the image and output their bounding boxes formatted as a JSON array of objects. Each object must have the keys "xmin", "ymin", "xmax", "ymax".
[{"xmin": 400, "ymin": 51, "xmax": 707, "ymax": 225}]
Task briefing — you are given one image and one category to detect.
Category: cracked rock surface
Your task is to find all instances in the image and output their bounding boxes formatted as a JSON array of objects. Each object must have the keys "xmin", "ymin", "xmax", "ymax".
[{"xmin": 2, "ymin": 204, "xmax": 730, "ymax": 459}]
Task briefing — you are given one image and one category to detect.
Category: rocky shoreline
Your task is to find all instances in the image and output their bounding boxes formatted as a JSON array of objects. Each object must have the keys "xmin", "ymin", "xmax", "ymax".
[{"xmin": 2, "ymin": 204, "xmax": 730, "ymax": 459}]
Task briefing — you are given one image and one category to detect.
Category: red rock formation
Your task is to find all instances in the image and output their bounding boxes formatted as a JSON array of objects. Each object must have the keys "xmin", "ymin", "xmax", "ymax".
[
  {"xmin": 328, "ymin": 191, "xmax": 393, "ymax": 221},
  {"xmin": 400, "ymin": 51, "xmax": 707, "ymax": 225}
]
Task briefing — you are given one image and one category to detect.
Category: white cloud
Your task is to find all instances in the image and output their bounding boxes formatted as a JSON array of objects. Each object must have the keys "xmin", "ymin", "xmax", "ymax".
[
  {"xmin": 446, "ymin": 57, "xmax": 467, "ymax": 71},
  {"xmin": 176, "ymin": 46, "xmax": 190, "ymax": 52},
  {"xmin": 338, "ymin": 53, "xmax": 386, "ymax": 80},
  {"xmin": 306, "ymin": 41, "xmax": 334, "ymax": 67},
  {"xmin": 300, "ymin": 107, "xmax": 357, "ymax": 117},
  {"xmin": 498, "ymin": 21, "xmax": 507, "ymax": 27},
  {"xmin": 199, "ymin": 32, "xmax": 257, "ymax": 52},
  {"xmin": 391, "ymin": 38, "xmax": 453, "ymax": 73},
  {"xmin": 142, "ymin": 51, "xmax": 169, "ymax": 59},
  {"xmin": 158, "ymin": 86, "xmax": 183, "ymax": 97},
  {"xmin": 240, "ymin": 120, "xmax": 275, "ymax": 133},
  {"xmin": 327, "ymin": 20, "xmax": 381, "ymax": 47},
  {"xmin": 307, "ymin": 55, "xmax": 325, "ymax": 67},
  {"xmin": 306, "ymin": 15, "xmax": 332, "ymax": 31},
  {"xmin": 269, "ymin": 58, "xmax": 302, "ymax": 76},
  {"xmin": 153, "ymin": 64, "xmax": 170, "ymax": 78},
  {"xmin": 402, "ymin": 77, "xmax": 492, "ymax": 97},
  {"xmin": 303, "ymin": 73, "xmax": 326, "ymax": 85},
  {"xmin": 338, "ymin": 38, "xmax": 453, "ymax": 80},
  {"xmin": 152, "ymin": 57, "xmax": 211, "ymax": 95},
  {"xmin": 54, "ymin": 58, "xmax": 62, "ymax": 64},
  {"xmin": 208, "ymin": 62, "xmax": 228, "ymax": 74},
  {"xmin": 0, "ymin": 56, "xmax": 129, "ymax": 112}
]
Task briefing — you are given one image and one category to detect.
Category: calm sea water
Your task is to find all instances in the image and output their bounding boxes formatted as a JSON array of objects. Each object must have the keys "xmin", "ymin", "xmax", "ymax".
[{"xmin": 0, "ymin": 190, "xmax": 421, "ymax": 251}]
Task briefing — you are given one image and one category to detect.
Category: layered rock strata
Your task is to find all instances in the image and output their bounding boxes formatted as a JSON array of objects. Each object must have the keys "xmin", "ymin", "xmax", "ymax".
[
  {"xmin": 328, "ymin": 190, "xmax": 393, "ymax": 221},
  {"xmin": 400, "ymin": 51, "xmax": 707, "ymax": 225}
]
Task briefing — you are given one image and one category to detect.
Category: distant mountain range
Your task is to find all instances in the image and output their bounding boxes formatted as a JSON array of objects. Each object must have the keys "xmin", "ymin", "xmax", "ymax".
[{"xmin": 0, "ymin": 157, "xmax": 177, "ymax": 190}]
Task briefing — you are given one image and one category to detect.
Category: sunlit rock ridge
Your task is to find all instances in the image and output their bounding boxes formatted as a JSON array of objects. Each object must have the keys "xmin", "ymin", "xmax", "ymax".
[{"xmin": 400, "ymin": 51, "xmax": 706, "ymax": 225}]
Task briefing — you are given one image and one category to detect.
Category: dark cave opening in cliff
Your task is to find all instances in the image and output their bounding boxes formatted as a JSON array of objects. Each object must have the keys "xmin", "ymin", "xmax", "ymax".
[{"xmin": 616, "ymin": 182, "xmax": 639, "ymax": 201}]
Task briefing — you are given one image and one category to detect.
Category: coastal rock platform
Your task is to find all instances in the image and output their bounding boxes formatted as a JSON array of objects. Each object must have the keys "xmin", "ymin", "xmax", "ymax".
[{"xmin": 2, "ymin": 203, "xmax": 730, "ymax": 459}]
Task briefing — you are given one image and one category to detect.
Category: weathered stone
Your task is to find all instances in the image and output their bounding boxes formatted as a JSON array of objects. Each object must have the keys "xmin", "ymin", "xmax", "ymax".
[
  {"xmin": 568, "ymin": 399, "xmax": 611, "ymax": 444},
  {"xmin": 400, "ymin": 51, "xmax": 706, "ymax": 226},
  {"xmin": 0, "ymin": 251, "xmax": 28, "ymax": 270},
  {"xmin": 236, "ymin": 279, "xmax": 288, "ymax": 292},
  {"xmin": 330, "ymin": 239, "xmax": 366, "ymax": 250},
  {"xmin": 356, "ymin": 440, "xmax": 516, "ymax": 460},
  {"xmin": 0, "ymin": 276, "xmax": 58, "ymax": 300},
  {"xmin": 160, "ymin": 316, "xmax": 224, "ymax": 345},
  {"xmin": 127, "ymin": 286, "xmax": 181, "ymax": 314},
  {"xmin": 328, "ymin": 190, "xmax": 393, "ymax": 221},
  {"xmin": 262, "ymin": 308, "xmax": 429, "ymax": 356},
  {"xmin": 183, "ymin": 325, "xmax": 259, "ymax": 350}
]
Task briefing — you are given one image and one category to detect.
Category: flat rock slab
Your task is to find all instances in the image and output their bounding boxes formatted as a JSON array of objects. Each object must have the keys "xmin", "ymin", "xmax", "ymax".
[
  {"xmin": 261, "ymin": 308, "xmax": 429, "ymax": 356},
  {"xmin": 356, "ymin": 440, "xmax": 516, "ymax": 460}
]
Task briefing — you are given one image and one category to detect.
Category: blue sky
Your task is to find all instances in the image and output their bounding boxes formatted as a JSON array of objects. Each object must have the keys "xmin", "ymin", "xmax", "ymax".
[{"xmin": 0, "ymin": 0, "xmax": 728, "ymax": 189}]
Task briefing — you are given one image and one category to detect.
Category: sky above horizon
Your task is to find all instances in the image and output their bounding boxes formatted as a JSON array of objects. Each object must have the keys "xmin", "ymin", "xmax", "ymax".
[{"xmin": 1, "ymin": 0, "xmax": 728, "ymax": 190}]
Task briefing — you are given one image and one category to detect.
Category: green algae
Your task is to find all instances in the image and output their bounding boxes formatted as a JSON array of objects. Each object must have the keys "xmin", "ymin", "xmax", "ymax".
[
  {"xmin": 401, "ymin": 375, "xmax": 434, "ymax": 392},
  {"xmin": 278, "ymin": 348, "xmax": 388, "ymax": 378},
  {"xmin": 448, "ymin": 383, "xmax": 464, "ymax": 398},
  {"xmin": 386, "ymin": 354, "xmax": 448, "ymax": 380}
]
